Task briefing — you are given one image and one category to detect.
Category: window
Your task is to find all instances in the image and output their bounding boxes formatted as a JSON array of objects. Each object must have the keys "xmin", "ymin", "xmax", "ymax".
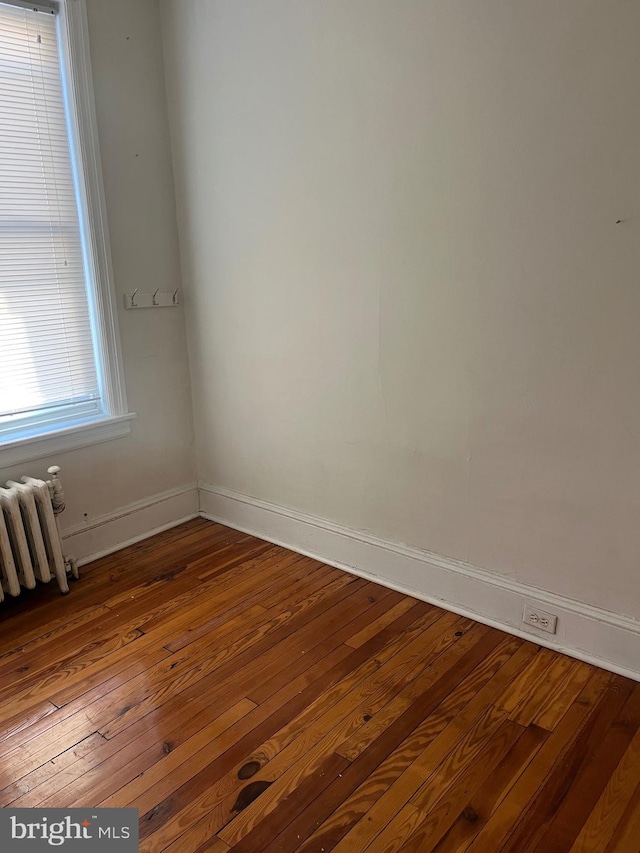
[{"xmin": 0, "ymin": 0, "xmax": 132, "ymax": 467}]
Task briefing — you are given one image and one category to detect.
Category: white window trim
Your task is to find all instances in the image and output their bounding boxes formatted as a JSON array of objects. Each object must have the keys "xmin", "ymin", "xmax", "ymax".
[
  {"xmin": 0, "ymin": 414, "xmax": 135, "ymax": 467},
  {"xmin": 0, "ymin": 0, "xmax": 135, "ymax": 468}
]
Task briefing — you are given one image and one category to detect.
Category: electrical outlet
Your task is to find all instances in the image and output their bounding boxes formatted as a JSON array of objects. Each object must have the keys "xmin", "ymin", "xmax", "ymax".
[{"xmin": 523, "ymin": 604, "xmax": 558, "ymax": 635}]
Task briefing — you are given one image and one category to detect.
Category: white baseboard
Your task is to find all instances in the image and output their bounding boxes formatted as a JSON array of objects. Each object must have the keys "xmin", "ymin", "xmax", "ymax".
[
  {"xmin": 63, "ymin": 483, "xmax": 199, "ymax": 566},
  {"xmin": 67, "ymin": 478, "xmax": 640, "ymax": 681},
  {"xmin": 199, "ymin": 482, "xmax": 640, "ymax": 682}
]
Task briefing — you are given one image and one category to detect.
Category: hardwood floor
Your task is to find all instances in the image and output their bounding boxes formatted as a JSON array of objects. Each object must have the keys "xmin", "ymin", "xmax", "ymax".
[{"xmin": 0, "ymin": 518, "xmax": 638, "ymax": 852}]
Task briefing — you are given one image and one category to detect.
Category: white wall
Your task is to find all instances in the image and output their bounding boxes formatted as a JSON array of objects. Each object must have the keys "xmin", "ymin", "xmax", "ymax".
[
  {"xmin": 0, "ymin": 0, "xmax": 196, "ymax": 550},
  {"xmin": 161, "ymin": 0, "xmax": 640, "ymax": 621}
]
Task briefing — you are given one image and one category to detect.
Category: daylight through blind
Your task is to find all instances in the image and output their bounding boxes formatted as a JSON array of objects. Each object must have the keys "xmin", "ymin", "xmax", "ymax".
[{"xmin": 0, "ymin": 1, "xmax": 100, "ymax": 430}]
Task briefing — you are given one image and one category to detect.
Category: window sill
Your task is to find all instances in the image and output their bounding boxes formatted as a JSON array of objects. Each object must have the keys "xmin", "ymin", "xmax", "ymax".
[{"xmin": 0, "ymin": 413, "xmax": 137, "ymax": 469}]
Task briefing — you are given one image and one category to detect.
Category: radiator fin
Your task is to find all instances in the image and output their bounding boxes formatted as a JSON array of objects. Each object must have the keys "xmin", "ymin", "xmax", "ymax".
[{"xmin": 0, "ymin": 467, "xmax": 76, "ymax": 602}]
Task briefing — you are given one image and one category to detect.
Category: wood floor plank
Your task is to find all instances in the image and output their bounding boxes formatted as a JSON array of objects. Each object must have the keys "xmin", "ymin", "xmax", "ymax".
[
  {"xmin": 216, "ymin": 615, "xmax": 480, "ymax": 849},
  {"xmin": 509, "ymin": 653, "xmax": 575, "ymax": 727},
  {"xmin": 99, "ymin": 579, "xmax": 392, "ymax": 742},
  {"xmin": 329, "ymin": 642, "xmax": 540, "ymax": 853},
  {"xmin": 523, "ymin": 681, "xmax": 640, "ymax": 852},
  {"xmin": 0, "ymin": 536, "xmax": 295, "ymax": 722},
  {"xmin": 38, "ymin": 571, "xmax": 366, "ymax": 749},
  {"xmin": 0, "ymin": 604, "xmax": 111, "ymax": 668},
  {"xmin": 0, "ymin": 631, "xmax": 173, "ymax": 732},
  {"xmin": 234, "ymin": 628, "xmax": 502, "ymax": 853},
  {"xmin": 336, "ymin": 635, "xmax": 521, "ymax": 764},
  {"xmin": 0, "ymin": 626, "xmax": 144, "ymax": 706},
  {"xmin": 38, "ymin": 700, "xmax": 256, "ymax": 810},
  {"xmin": 570, "ymin": 724, "xmax": 640, "ymax": 853},
  {"xmin": 103, "ymin": 535, "xmax": 268, "ymax": 611},
  {"xmin": 379, "ymin": 720, "xmax": 525, "ymax": 853},
  {"xmin": 247, "ymin": 599, "xmax": 434, "ymax": 708},
  {"xmin": 165, "ymin": 562, "xmax": 341, "ymax": 654},
  {"xmin": 136, "ymin": 603, "xmax": 436, "ymax": 852},
  {"xmin": 235, "ymin": 634, "xmax": 508, "ymax": 853},
  {"xmin": 603, "ymin": 778, "xmax": 640, "ymax": 853},
  {"xmin": 493, "ymin": 647, "xmax": 555, "ymax": 716},
  {"xmin": 166, "ymin": 825, "xmax": 231, "ymax": 853},
  {"xmin": 9, "ymin": 689, "xmax": 255, "ymax": 809},
  {"xmin": 293, "ymin": 636, "xmax": 523, "ymax": 853},
  {"xmin": 0, "ymin": 700, "xmax": 59, "ymax": 747},
  {"xmin": 105, "ymin": 648, "xmax": 352, "ymax": 815},
  {"xmin": 430, "ymin": 723, "xmax": 549, "ymax": 853},
  {"xmin": 138, "ymin": 606, "xmax": 446, "ymax": 852},
  {"xmin": 135, "ymin": 550, "xmax": 316, "ymax": 636},
  {"xmin": 345, "ymin": 598, "xmax": 418, "ymax": 649},
  {"xmin": 0, "ymin": 642, "xmax": 169, "ymax": 756},
  {"xmin": 463, "ymin": 668, "xmax": 615, "ymax": 851},
  {"xmin": 0, "ymin": 518, "xmax": 637, "ymax": 853},
  {"xmin": 409, "ymin": 705, "xmax": 509, "ymax": 814},
  {"xmin": 0, "ymin": 733, "xmax": 104, "ymax": 806},
  {"xmin": 533, "ymin": 660, "xmax": 594, "ymax": 732},
  {"xmin": 0, "ymin": 520, "xmax": 214, "ymax": 648},
  {"xmin": 129, "ymin": 659, "xmax": 350, "ymax": 851}
]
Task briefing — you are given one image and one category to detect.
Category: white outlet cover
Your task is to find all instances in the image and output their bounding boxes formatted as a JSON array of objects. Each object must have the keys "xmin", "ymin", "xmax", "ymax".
[{"xmin": 523, "ymin": 604, "xmax": 558, "ymax": 635}]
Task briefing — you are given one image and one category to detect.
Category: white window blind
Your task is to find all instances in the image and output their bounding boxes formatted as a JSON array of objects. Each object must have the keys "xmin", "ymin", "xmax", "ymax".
[{"xmin": 0, "ymin": 0, "xmax": 101, "ymax": 440}]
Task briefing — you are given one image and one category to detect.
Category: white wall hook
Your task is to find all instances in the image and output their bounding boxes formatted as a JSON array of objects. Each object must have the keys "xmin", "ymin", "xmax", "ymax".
[{"xmin": 123, "ymin": 289, "xmax": 181, "ymax": 309}]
